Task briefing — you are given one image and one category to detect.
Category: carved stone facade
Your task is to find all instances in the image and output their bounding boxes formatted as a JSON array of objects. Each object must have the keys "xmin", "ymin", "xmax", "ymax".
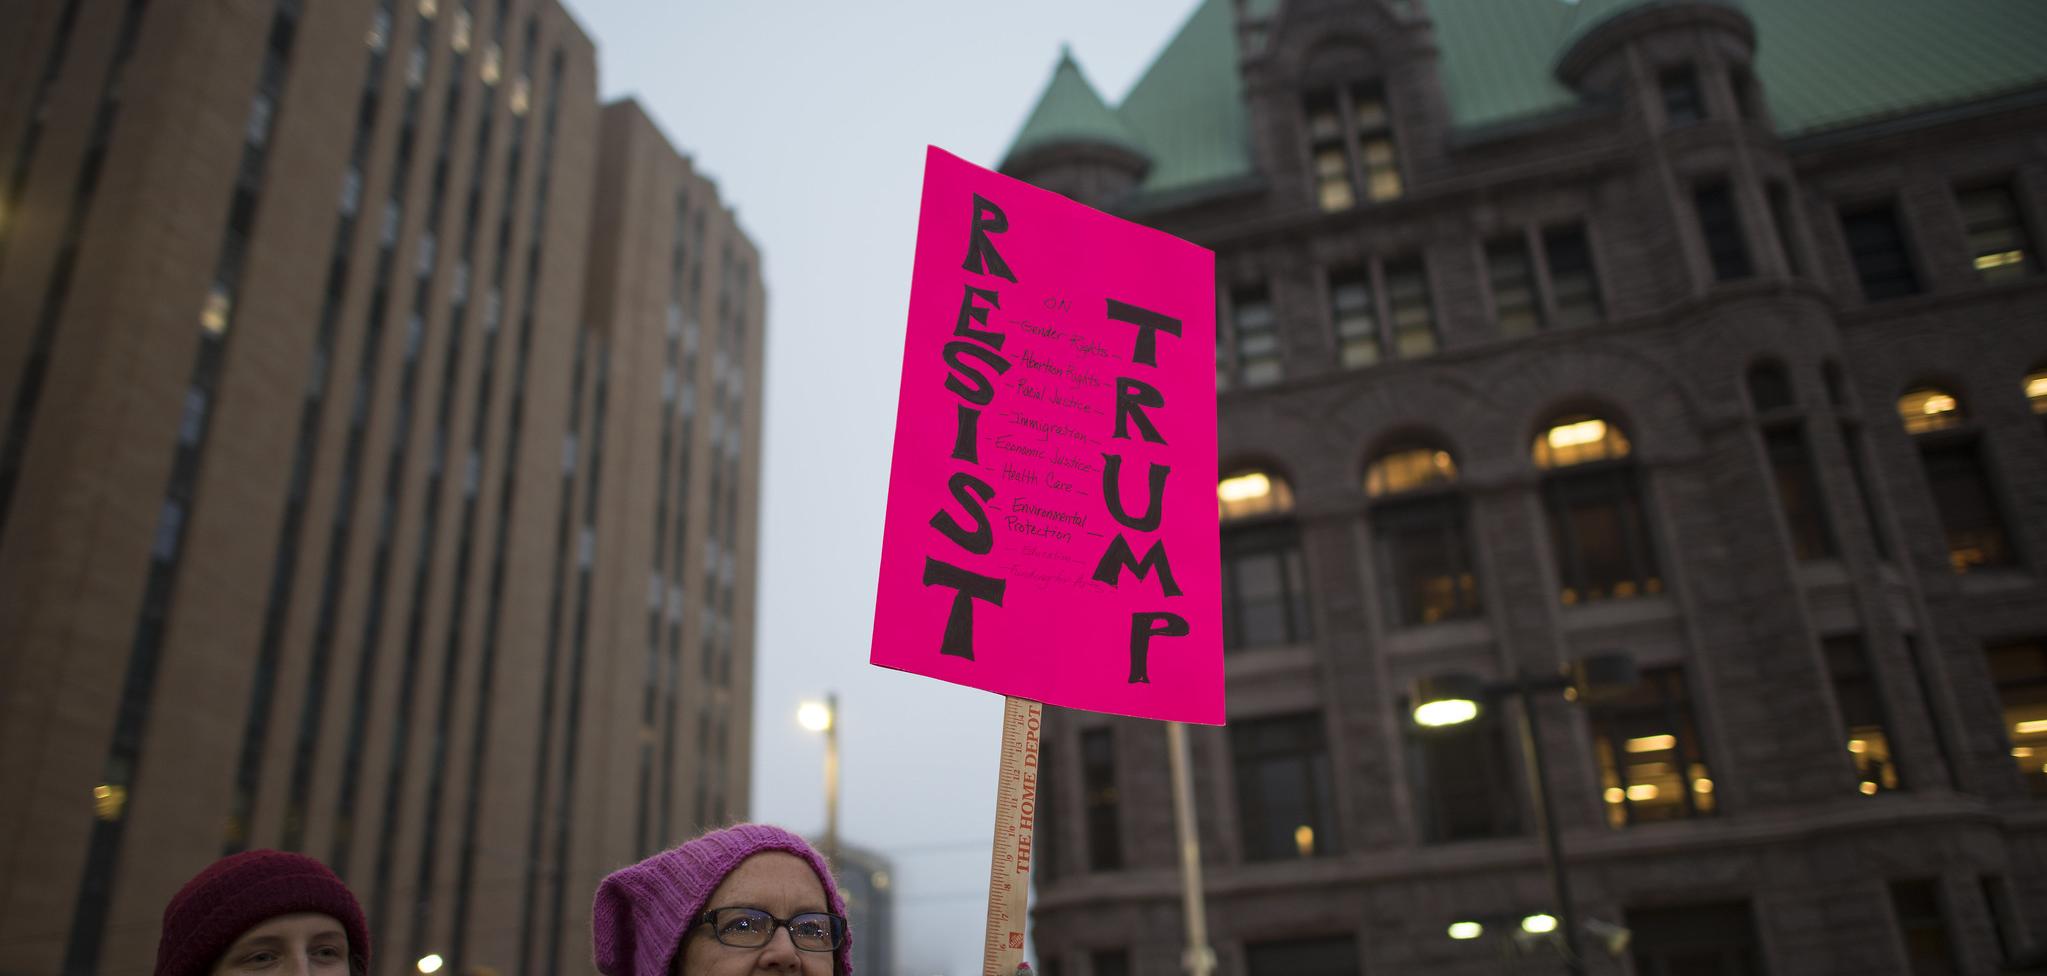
[{"xmin": 1008, "ymin": 1, "xmax": 2047, "ymax": 973}]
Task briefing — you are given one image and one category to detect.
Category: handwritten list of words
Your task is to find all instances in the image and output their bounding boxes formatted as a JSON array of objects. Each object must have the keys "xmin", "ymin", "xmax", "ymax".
[{"xmin": 871, "ymin": 147, "xmax": 1222, "ymax": 725}]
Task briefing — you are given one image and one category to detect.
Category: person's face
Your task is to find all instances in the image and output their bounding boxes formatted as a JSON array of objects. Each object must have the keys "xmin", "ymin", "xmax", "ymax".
[
  {"xmin": 677, "ymin": 852, "xmax": 835, "ymax": 976},
  {"xmin": 209, "ymin": 912, "xmax": 351, "ymax": 976}
]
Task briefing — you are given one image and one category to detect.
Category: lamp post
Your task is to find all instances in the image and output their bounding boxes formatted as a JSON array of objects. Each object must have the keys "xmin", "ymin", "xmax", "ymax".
[
  {"xmin": 1410, "ymin": 652, "xmax": 1635, "ymax": 976},
  {"xmin": 798, "ymin": 694, "xmax": 839, "ymax": 864}
]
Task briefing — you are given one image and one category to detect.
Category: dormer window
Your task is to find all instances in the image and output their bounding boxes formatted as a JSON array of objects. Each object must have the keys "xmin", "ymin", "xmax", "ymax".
[
  {"xmin": 1660, "ymin": 65, "xmax": 1704, "ymax": 127},
  {"xmin": 1305, "ymin": 83, "xmax": 1402, "ymax": 212}
]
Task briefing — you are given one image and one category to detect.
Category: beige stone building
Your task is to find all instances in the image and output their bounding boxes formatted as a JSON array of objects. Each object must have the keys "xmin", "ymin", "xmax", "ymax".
[{"xmin": 0, "ymin": 1, "xmax": 762, "ymax": 973}]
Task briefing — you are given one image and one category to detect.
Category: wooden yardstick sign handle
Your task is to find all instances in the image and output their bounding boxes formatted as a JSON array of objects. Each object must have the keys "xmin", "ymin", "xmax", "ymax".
[{"xmin": 981, "ymin": 696, "xmax": 1043, "ymax": 975}]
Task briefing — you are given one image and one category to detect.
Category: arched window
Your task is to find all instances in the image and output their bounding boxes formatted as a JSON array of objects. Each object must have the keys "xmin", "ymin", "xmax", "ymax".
[
  {"xmin": 1897, "ymin": 386, "xmax": 2014, "ymax": 571},
  {"xmin": 1218, "ymin": 469, "xmax": 1313, "ymax": 650},
  {"xmin": 1365, "ymin": 445, "xmax": 1479, "ymax": 626},
  {"xmin": 1747, "ymin": 361, "xmax": 1837, "ymax": 560},
  {"xmin": 1896, "ymin": 386, "xmax": 1963, "ymax": 435},
  {"xmin": 1533, "ymin": 414, "xmax": 1661, "ymax": 604},
  {"xmin": 1746, "ymin": 360, "xmax": 1795, "ymax": 414}
]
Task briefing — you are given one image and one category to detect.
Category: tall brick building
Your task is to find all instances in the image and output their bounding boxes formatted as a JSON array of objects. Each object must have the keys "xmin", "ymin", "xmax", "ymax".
[
  {"xmin": 1004, "ymin": 1, "xmax": 2047, "ymax": 973},
  {"xmin": 0, "ymin": 1, "xmax": 763, "ymax": 973}
]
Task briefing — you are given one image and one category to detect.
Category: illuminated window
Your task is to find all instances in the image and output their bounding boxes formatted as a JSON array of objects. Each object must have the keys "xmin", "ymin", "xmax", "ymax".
[
  {"xmin": 1535, "ymin": 415, "xmax": 1659, "ymax": 604},
  {"xmin": 1841, "ymin": 203, "xmax": 1921, "ymax": 300},
  {"xmin": 1898, "ymin": 390, "xmax": 2014, "ymax": 572},
  {"xmin": 1219, "ymin": 470, "xmax": 1311, "ymax": 649},
  {"xmin": 1986, "ymin": 639, "xmax": 2047, "ymax": 797},
  {"xmin": 1227, "ymin": 285, "xmax": 1281, "ymax": 387},
  {"xmin": 1304, "ymin": 83, "xmax": 1401, "ymax": 212},
  {"xmin": 1896, "ymin": 387, "xmax": 1963, "ymax": 435},
  {"xmin": 1533, "ymin": 415, "xmax": 1631, "ymax": 469},
  {"xmin": 1958, "ymin": 184, "xmax": 2035, "ymax": 283},
  {"xmin": 2025, "ymin": 367, "xmax": 2047, "ymax": 416},
  {"xmin": 1080, "ymin": 728, "xmax": 1121, "ymax": 871},
  {"xmin": 1405, "ymin": 698, "xmax": 1519, "ymax": 842},
  {"xmin": 1232, "ymin": 713, "xmax": 1338, "ymax": 861},
  {"xmin": 1589, "ymin": 667, "xmax": 1716, "ymax": 827},
  {"xmin": 1826, "ymin": 635, "xmax": 1902, "ymax": 794},
  {"xmin": 1367, "ymin": 448, "xmax": 1478, "ymax": 626}
]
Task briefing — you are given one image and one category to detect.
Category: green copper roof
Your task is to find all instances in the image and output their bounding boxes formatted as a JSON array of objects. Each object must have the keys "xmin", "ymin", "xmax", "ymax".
[
  {"xmin": 1006, "ymin": 0, "xmax": 2047, "ymax": 200},
  {"xmin": 1002, "ymin": 48, "xmax": 1150, "ymax": 167},
  {"xmin": 1116, "ymin": 0, "xmax": 1253, "ymax": 194}
]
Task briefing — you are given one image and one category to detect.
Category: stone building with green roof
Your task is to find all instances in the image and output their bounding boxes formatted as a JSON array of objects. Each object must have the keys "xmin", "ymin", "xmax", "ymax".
[{"xmin": 1007, "ymin": 1, "xmax": 2047, "ymax": 973}]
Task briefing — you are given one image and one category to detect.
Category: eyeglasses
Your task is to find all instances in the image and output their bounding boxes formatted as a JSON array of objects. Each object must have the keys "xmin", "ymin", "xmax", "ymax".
[{"xmin": 695, "ymin": 907, "xmax": 846, "ymax": 952}]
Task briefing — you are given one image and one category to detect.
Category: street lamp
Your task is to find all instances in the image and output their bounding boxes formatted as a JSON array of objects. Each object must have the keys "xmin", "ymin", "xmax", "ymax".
[
  {"xmin": 798, "ymin": 694, "xmax": 839, "ymax": 865},
  {"xmin": 1409, "ymin": 651, "xmax": 1635, "ymax": 976}
]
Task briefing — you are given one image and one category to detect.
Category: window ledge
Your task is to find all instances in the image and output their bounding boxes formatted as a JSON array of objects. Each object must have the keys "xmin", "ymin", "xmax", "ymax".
[
  {"xmin": 1558, "ymin": 593, "xmax": 1677, "ymax": 628},
  {"xmin": 1382, "ymin": 618, "xmax": 1493, "ymax": 655},
  {"xmin": 1224, "ymin": 642, "xmax": 1317, "ymax": 678}
]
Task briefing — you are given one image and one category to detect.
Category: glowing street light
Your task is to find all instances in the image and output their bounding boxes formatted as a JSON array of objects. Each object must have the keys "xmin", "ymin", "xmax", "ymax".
[
  {"xmin": 1522, "ymin": 914, "xmax": 1560, "ymax": 935},
  {"xmin": 798, "ymin": 694, "xmax": 840, "ymax": 863},
  {"xmin": 1447, "ymin": 921, "xmax": 1483, "ymax": 940},
  {"xmin": 416, "ymin": 954, "xmax": 445, "ymax": 974}
]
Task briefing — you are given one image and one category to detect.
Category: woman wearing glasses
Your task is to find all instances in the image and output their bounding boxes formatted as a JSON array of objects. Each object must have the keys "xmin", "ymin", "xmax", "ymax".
[{"xmin": 593, "ymin": 823, "xmax": 851, "ymax": 976}]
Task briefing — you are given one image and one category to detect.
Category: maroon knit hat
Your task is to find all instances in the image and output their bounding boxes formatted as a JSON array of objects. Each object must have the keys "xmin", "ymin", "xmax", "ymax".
[
  {"xmin": 592, "ymin": 823, "xmax": 851, "ymax": 976},
  {"xmin": 155, "ymin": 850, "xmax": 370, "ymax": 976}
]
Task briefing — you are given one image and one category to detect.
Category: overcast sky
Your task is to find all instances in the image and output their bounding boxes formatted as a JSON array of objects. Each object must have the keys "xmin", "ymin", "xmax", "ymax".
[{"xmin": 561, "ymin": 1, "xmax": 1202, "ymax": 972}]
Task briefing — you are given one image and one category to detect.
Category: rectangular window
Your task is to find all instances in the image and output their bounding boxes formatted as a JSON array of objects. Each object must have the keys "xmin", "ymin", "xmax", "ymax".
[
  {"xmin": 1383, "ymin": 257, "xmax": 1437, "ymax": 358},
  {"xmin": 1890, "ymin": 879, "xmax": 1959, "ymax": 976},
  {"xmin": 1841, "ymin": 203, "xmax": 1921, "ymax": 300},
  {"xmin": 1487, "ymin": 237, "xmax": 1543, "ymax": 338},
  {"xmin": 1232, "ymin": 713, "xmax": 1338, "ymax": 860},
  {"xmin": 1841, "ymin": 422, "xmax": 1890, "ymax": 559},
  {"xmin": 1305, "ymin": 91, "xmax": 1354, "ymax": 212},
  {"xmin": 1825, "ymin": 635, "xmax": 1902, "ymax": 794},
  {"xmin": 1763, "ymin": 423, "xmax": 1836, "ymax": 560},
  {"xmin": 1544, "ymin": 225, "xmax": 1603, "ymax": 328},
  {"xmin": 1986, "ymin": 639, "xmax": 2047, "ymax": 797},
  {"xmin": 1304, "ymin": 84, "xmax": 1401, "ymax": 211},
  {"xmin": 1328, "ymin": 266, "xmax": 1379, "ymax": 367},
  {"xmin": 1406, "ymin": 704, "xmax": 1519, "ymax": 842},
  {"xmin": 1589, "ymin": 666, "xmax": 1716, "ymax": 826},
  {"xmin": 1221, "ymin": 522, "xmax": 1313, "ymax": 649},
  {"xmin": 1660, "ymin": 65, "xmax": 1704, "ymax": 127},
  {"xmin": 1245, "ymin": 936, "xmax": 1359, "ymax": 976},
  {"xmin": 1769, "ymin": 182, "xmax": 1805, "ymax": 276},
  {"xmin": 1544, "ymin": 466, "xmax": 1662, "ymax": 604},
  {"xmin": 1089, "ymin": 950, "xmax": 1130, "ymax": 976},
  {"xmin": 1036, "ymin": 739, "xmax": 1061, "ymax": 882},
  {"xmin": 1917, "ymin": 439, "xmax": 2014, "ymax": 572},
  {"xmin": 1627, "ymin": 901, "xmax": 1764, "ymax": 975},
  {"xmin": 1353, "ymin": 84, "xmax": 1402, "ymax": 203},
  {"xmin": 1695, "ymin": 182, "xmax": 1753, "ymax": 281},
  {"xmin": 1372, "ymin": 494, "xmax": 1479, "ymax": 626},
  {"xmin": 1958, "ymin": 184, "xmax": 2036, "ymax": 282},
  {"xmin": 1230, "ymin": 285, "xmax": 1281, "ymax": 387},
  {"xmin": 1080, "ymin": 728, "xmax": 1122, "ymax": 871}
]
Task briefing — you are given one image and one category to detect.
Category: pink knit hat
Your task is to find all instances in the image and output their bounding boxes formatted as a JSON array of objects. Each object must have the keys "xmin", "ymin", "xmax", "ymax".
[
  {"xmin": 592, "ymin": 823, "xmax": 851, "ymax": 976},
  {"xmin": 155, "ymin": 850, "xmax": 370, "ymax": 976}
]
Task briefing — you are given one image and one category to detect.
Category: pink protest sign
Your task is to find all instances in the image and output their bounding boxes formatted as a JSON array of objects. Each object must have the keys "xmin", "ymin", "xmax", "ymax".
[{"xmin": 871, "ymin": 146, "xmax": 1222, "ymax": 725}]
